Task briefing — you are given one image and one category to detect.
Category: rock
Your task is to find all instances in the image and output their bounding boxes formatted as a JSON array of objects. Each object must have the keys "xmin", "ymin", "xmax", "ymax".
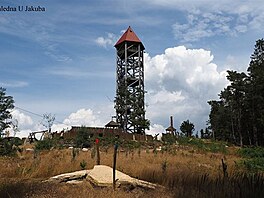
[
  {"xmin": 156, "ymin": 146, "xmax": 162, "ymax": 151},
  {"xmin": 66, "ymin": 180, "xmax": 84, "ymax": 184},
  {"xmin": 82, "ymin": 148, "xmax": 88, "ymax": 152},
  {"xmin": 25, "ymin": 148, "xmax": 34, "ymax": 152},
  {"xmin": 46, "ymin": 170, "xmax": 90, "ymax": 183},
  {"xmin": 87, "ymin": 165, "xmax": 158, "ymax": 189},
  {"xmin": 46, "ymin": 165, "xmax": 160, "ymax": 190}
]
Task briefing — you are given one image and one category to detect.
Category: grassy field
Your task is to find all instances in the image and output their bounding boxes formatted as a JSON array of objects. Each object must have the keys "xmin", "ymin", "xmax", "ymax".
[{"xmin": 0, "ymin": 139, "xmax": 264, "ymax": 197}]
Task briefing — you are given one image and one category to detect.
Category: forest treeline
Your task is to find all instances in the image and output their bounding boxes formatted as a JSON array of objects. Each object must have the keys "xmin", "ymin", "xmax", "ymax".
[{"xmin": 208, "ymin": 39, "xmax": 264, "ymax": 147}]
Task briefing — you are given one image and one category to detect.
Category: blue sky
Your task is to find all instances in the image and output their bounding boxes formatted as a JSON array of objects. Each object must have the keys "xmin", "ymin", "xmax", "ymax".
[{"xmin": 0, "ymin": 0, "xmax": 263, "ymax": 137}]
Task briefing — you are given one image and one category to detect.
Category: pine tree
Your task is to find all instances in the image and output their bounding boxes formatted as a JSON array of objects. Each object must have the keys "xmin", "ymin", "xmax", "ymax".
[
  {"xmin": 247, "ymin": 39, "xmax": 264, "ymax": 145},
  {"xmin": 0, "ymin": 87, "xmax": 15, "ymax": 137},
  {"xmin": 208, "ymin": 39, "xmax": 264, "ymax": 146}
]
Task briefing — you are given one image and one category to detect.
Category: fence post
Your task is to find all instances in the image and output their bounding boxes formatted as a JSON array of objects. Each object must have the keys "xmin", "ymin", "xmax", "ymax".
[
  {"xmin": 96, "ymin": 138, "xmax": 100, "ymax": 165},
  {"xmin": 221, "ymin": 159, "xmax": 228, "ymax": 178},
  {"xmin": 113, "ymin": 143, "xmax": 118, "ymax": 190}
]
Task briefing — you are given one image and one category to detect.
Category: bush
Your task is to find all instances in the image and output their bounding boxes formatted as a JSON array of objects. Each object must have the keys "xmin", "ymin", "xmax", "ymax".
[
  {"xmin": 0, "ymin": 137, "xmax": 22, "ymax": 156},
  {"xmin": 237, "ymin": 147, "xmax": 264, "ymax": 172},
  {"xmin": 206, "ymin": 141, "xmax": 227, "ymax": 154},
  {"xmin": 238, "ymin": 147, "xmax": 264, "ymax": 158},
  {"xmin": 122, "ymin": 139, "xmax": 141, "ymax": 150},
  {"xmin": 35, "ymin": 139, "xmax": 54, "ymax": 151},
  {"xmin": 80, "ymin": 160, "xmax": 87, "ymax": 170},
  {"xmin": 75, "ymin": 127, "xmax": 91, "ymax": 148},
  {"xmin": 162, "ymin": 134, "xmax": 177, "ymax": 144},
  {"xmin": 241, "ymin": 158, "xmax": 264, "ymax": 171},
  {"xmin": 178, "ymin": 137, "xmax": 227, "ymax": 154}
]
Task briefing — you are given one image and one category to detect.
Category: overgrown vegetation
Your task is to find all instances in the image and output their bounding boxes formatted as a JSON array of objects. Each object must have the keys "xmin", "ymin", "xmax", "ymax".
[
  {"xmin": 179, "ymin": 137, "xmax": 228, "ymax": 154},
  {"xmin": 75, "ymin": 126, "xmax": 92, "ymax": 148},
  {"xmin": 238, "ymin": 147, "xmax": 264, "ymax": 171},
  {"xmin": 162, "ymin": 136, "xmax": 228, "ymax": 154},
  {"xmin": 34, "ymin": 139, "xmax": 54, "ymax": 151},
  {"xmin": 162, "ymin": 133, "xmax": 177, "ymax": 144},
  {"xmin": 0, "ymin": 137, "xmax": 22, "ymax": 156},
  {"xmin": 238, "ymin": 147, "xmax": 264, "ymax": 158}
]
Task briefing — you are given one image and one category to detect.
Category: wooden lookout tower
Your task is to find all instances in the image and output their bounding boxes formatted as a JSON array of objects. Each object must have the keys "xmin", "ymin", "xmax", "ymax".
[{"xmin": 114, "ymin": 26, "xmax": 148, "ymax": 134}]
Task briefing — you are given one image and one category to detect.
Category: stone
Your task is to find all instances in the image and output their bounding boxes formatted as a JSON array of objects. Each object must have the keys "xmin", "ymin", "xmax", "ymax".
[
  {"xmin": 82, "ymin": 148, "xmax": 88, "ymax": 152},
  {"xmin": 46, "ymin": 165, "xmax": 160, "ymax": 190},
  {"xmin": 46, "ymin": 170, "xmax": 90, "ymax": 183},
  {"xmin": 25, "ymin": 148, "xmax": 34, "ymax": 152}
]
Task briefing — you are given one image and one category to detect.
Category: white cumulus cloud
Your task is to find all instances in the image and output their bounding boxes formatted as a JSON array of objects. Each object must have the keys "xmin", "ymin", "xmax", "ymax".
[
  {"xmin": 13, "ymin": 106, "xmax": 112, "ymax": 138},
  {"xmin": 95, "ymin": 33, "xmax": 118, "ymax": 48},
  {"xmin": 63, "ymin": 108, "xmax": 103, "ymax": 127},
  {"xmin": 144, "ymin": 45, "xmax": 228, "ymax": 131},
  {"xmin": 11, "ymin": 109, "xmax": 33, "ymax": 129},
  {"xmin": 7, "ymin": 109, "xmax": 34, "ymax": 138},
  {"xmin": 146, "ymin": 124, "xmax": 165, "ymax": 140}
]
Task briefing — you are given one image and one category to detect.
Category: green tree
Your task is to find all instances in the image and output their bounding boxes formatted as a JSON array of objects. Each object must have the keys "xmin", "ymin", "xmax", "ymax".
[
  {"xmin": 0, "ymin": 87, "xmax": 15, "ymax": 137},
  {"xmin": 207, "ymin": 100, "xmax": 232, "ymax": 141},
  {"xmin": 208, "ymin": 39, "xmax": 264, "ymax": 146},
  {"xmin": 225, "ymin": 70, "xmax": 247, "ymax": 146},
  {"xmin": 247, "ymin": 39, "xmax": 264, "ymax": 146},
  {"xmin": 180, "ymin": 120, "xmax": 195, "ymax": 137},
  {"xmin": 208, "ymin": 71, "xmax": 248, "ymax": 146}
]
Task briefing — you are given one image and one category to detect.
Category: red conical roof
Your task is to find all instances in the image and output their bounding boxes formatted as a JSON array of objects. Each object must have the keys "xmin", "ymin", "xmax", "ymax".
[{"xmin": 114, "ymin": 26, "xmax": 145, "ymax": 49}]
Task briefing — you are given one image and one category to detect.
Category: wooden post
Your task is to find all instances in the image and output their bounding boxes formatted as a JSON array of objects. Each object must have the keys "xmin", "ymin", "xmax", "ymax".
[
  {"xmin": 96, "ymin": 138, "xmax": 100, "ymax": 165},
  {"xmin": 221, "ymin": 159, "xmax": 228, "ymax": 178},
  {"xmin": 113, "ymin": 143, "xmax": 118, "ymax": 190}
]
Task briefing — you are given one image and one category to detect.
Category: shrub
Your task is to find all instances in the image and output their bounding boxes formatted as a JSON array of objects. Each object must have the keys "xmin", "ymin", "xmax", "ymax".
[
  {"xmin": 0, "ymin": 137, "xmax": 22, "ymax": 156},
  {"xmin": 241, "ymin": 158, "xmax": 264, "ymax": 171},
  {"xmin": 35, "ymin": 139, "xmax": 54, "ymax": 151},
  {"xmin": 177, "ymin": 137, "xmax": 227, "ymax": 154},
  {"xmin": 75, "ymin": 127, "xmax": 91, "ymax": 148},
  {"xmin": 206, "ymin": 141, "xmax": 227, "ymax": 154},
  {"xmin": 80, "ymin": 160, "xmax": 87, "ymax": 170},
  {"xmin": 162, "ymin": 134, "xmax": 177, "ymax": 144},
  {"xmin": 237, "ymin": 147, "xmax": 264, "ymax": 172},
  {"xmin": 238, "ymin": 147, "xmax": 264, "ymax": 158}
]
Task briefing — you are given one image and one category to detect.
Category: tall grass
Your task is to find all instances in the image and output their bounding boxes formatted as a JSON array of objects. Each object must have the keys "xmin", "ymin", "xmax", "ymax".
[
  {"xmin": 0, "ymin": 143, "xmax": 263, "ymax": 197},
  {"xmin": 0, "ymin": 179, "xmax": 169, "ymax": 198},
  {"xmin": 139, "ymin": 167, "xmax": 264, "ymax": 198}
]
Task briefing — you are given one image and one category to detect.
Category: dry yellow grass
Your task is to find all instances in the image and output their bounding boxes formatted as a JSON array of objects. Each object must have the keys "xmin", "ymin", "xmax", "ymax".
[{"xmin": 0, "ymin": 144, "xmax": 245, "ymax": 197}]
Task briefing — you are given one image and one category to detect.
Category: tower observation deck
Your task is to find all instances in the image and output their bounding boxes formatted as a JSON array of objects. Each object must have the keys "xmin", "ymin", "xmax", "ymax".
[{"xmin": 114, "ymin": 26, "xmax": 149, "ymax": 134}]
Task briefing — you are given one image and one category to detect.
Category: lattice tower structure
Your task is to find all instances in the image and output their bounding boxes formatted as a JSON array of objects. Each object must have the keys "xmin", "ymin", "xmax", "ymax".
[{"xmin": 114, "ymin": 26, "xmax": 146, "ymax": 134}]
